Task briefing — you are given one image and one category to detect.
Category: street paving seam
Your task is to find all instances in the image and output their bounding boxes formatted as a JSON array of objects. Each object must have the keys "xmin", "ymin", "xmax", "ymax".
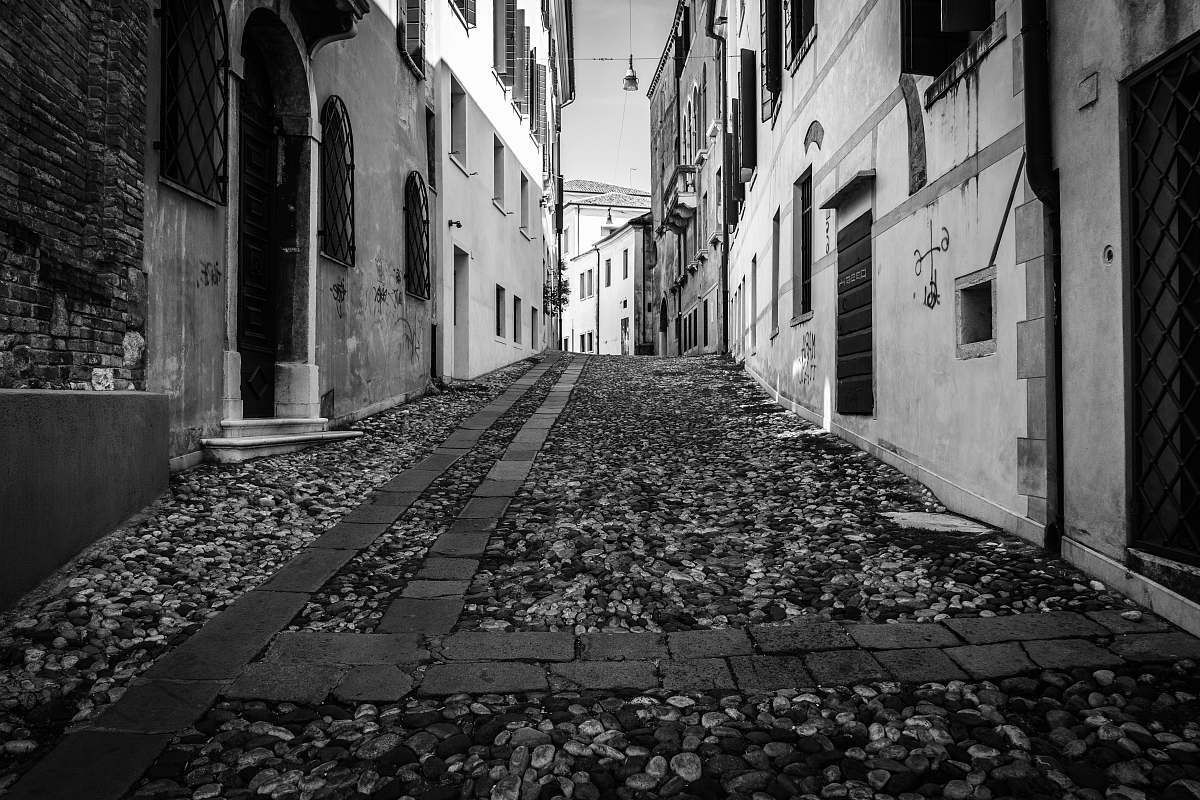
[{"xmin": 0, "ymin": 356, "xmax": 567, "ymax": 800}]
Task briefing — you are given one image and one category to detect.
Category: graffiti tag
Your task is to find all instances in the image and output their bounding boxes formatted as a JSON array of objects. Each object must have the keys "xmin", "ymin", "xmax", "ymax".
[
  {"xmin": 914, "ymin": 222, "xmax": 949, "ymax": 310},
  {"xmin": 330, "ymin": 276, "xmax": 347, "ymax": 318},
  {"xmin": 794, "ymin": 330, "xmax": 818, "ymax": 388},
  {"xmin": 195, "ymin": 260, "xmax": 223, "ymax": 288}
]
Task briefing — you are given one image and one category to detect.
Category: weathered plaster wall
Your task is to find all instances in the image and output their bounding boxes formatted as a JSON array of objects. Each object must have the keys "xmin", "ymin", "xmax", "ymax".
[
  {"xmin": 727, "ymin": 0, "xmax": 1037, "ymax": 537},
  {"xmin": 1051, "ymin": 1, "xmax": 1200, "ymax": 562}
]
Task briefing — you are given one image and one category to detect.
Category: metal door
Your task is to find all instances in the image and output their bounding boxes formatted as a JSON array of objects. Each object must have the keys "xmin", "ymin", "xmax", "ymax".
[
  {"xmin": 1129, "ymin": 39, "xmax": 1200, "ymax": 564},
  {"xmin": 836, "ymin": 211, "xmax": 873, "ymax": 415},
  {"xmin": 237, "ymin": 45, "xmax": 278, "ymax": 418}
]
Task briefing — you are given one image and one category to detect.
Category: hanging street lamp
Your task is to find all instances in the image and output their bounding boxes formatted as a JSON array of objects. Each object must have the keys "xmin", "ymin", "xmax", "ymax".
[{"xmin": 622, "ymin": 55, "xmax": 639, "ymax": 92}]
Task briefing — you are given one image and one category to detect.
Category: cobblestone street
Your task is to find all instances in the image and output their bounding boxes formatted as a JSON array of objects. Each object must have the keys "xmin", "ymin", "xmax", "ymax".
[{"xmin": 4, "ymin": 355, "xmax": 1200, "ymax": 800}]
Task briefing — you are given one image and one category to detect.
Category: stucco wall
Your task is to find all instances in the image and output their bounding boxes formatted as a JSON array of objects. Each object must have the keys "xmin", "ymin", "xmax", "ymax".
[
  {"xmin": 727, "ymin": 0, "xmax": 1037, "ymax": 536},
  {"xmin": 1052, "ymin": 0, "xmax": 1200, "ymax": 563}
]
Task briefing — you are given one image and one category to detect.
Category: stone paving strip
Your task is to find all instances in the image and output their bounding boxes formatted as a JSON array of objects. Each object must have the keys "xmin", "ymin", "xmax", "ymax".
[{"xmin": 1, "ymin": 357, "xmax": 569, "ymax": 800}]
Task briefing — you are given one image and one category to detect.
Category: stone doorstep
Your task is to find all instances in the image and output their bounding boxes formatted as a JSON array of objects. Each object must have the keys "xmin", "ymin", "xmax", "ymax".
[
  {"xmin": 258, "ymin": 548, "xmax": 355, "ymax": 593},
  {"xmin": 263, "ymin": 632, "xmax": 428, "ymax": 664},
  {"xmin": 3, "ymin": 731, "xmax": 174, "ymax": 800},
  {"xmin": 442, "ymin": 631, "xmax": 575, "ymax": 662}
]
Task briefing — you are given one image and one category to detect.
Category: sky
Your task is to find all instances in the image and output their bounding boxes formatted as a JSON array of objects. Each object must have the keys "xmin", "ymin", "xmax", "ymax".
[{"xmin": 562, "ymin": 0, "xmax": 679, "ymax": 192}]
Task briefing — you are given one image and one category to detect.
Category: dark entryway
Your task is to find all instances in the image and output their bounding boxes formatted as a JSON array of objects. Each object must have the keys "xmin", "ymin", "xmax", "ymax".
[
  {"xmin": 836, "ymin": 211, "xmax": 874, "ymax": 415},
  {"xmin": 1129, "ymin": 38, "xmax": 1200, "ymax": 566},
  {"xmin": 237, "ymin": 40, "xmax": 279, "ymax": 418}
]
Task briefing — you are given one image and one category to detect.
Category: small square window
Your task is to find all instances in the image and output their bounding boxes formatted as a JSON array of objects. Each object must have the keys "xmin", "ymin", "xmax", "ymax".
[{"xmin": 956, "ymin": 266, "xmax": 996, "ymax": 359}]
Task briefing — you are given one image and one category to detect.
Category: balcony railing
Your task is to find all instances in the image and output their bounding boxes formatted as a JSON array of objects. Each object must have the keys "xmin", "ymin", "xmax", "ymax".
[{"xmin": 663, "ymin": 164, "xmax": 698, "ymax": 234}]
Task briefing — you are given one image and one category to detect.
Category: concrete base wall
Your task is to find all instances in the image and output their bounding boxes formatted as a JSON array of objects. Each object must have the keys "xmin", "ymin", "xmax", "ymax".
[{"xmin": 0, "ymin": 390, "xmax": 169, "ymax": 608}]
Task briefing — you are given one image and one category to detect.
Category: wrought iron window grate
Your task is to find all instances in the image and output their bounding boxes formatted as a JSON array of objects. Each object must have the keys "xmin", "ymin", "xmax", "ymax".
[
  {"xmin": 320, "ymin": 96, "xmax": 356, "ymax": 267},
  {"xmin": 159, "ymin": 0, "xmax": 228, "ymax": 203},
  {"xmin": 405, "ymin": 171, "xmax": 431, "ymax": 299},
  {"xmin": 1128, "ymin": 37, "xmax": 1200, "ymax": 566}
]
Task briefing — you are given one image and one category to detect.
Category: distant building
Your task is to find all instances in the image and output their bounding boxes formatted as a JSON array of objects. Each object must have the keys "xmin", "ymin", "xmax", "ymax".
[
  {"xmin": 561, "ymin": 212, "xmax": 655, "ymax": 355},
  {"xmin": 647, "ymin": 1, "xmax": 729, "ymax": 358}
]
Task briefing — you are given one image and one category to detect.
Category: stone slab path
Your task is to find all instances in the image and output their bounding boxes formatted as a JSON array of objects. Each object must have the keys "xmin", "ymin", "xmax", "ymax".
[{"xmin": 4, "ymin": 354, "xmax": 1200, "ymax": 800}]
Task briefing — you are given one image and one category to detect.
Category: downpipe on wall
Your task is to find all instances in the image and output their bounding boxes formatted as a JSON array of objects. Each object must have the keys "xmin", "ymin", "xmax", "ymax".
[
  {"xmin": 1022, "ymin": 0, "xmax": 1065, "ymax": 556},
  {"xmin": 708, "ymin": 1, "xmax": 731, "ymax": 355}
]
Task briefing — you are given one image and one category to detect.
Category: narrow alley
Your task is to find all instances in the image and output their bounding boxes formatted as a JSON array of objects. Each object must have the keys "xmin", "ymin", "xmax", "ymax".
[{"xmin": 3, "ymin": 355, "xmax": 1199, "ymax": 800}]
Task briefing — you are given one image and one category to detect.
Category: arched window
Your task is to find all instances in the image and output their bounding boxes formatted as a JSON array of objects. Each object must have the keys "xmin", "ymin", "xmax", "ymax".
[
  {"xmin": 404, "ymin": 171, "xmax": 431, "ymax": 299},
  {"xmin": 320, "ymin": 96, "xmax": 355, "ymax": 266},
  {"xmin": 160, "ymin": 0, "xmax": 229, "ymax": 203}
]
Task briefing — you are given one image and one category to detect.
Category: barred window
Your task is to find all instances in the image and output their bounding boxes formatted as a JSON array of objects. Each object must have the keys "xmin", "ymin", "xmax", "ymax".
[
  {"xmin": 404, "ymin": 171, "xmax": 431, "ymax": 299},
  {"xmin": 159, "ymin": 0, "xmax": 229, "ymax": 203},
  {"xmin": 320, "ymin": 96, "xmax": 355, "ymax": 267}
]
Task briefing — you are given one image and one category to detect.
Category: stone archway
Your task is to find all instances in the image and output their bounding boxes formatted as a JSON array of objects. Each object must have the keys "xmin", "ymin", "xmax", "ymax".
[{"xmin": 235, "ymin": 9, "xmax": 319, "ymax": 419}]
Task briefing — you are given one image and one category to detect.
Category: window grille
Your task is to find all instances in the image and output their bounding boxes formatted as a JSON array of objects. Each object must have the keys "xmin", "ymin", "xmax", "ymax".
[
  {"xmin": 404, "ymin": 171, "xmax": 431, "ymax": 298},
  {"xmin": 320, "ymin": 96, "xmax": 355, "ymax": 267},
  {"xmin": 1128, "ymin": 37, "xmax": 1200, "ymax": 565},
  {"xmin": 785, "ymin": 0, "xmax": 815, "ymax": 64},
  {"xmin": 159, "ymin": 0, "xmax": 228, "ymax": 203}
]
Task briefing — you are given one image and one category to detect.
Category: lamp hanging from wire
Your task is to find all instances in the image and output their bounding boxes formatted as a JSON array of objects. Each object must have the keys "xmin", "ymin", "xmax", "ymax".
[{"xmin": 622, "ymin": 0, "xmax": 639, "ymax": 91}]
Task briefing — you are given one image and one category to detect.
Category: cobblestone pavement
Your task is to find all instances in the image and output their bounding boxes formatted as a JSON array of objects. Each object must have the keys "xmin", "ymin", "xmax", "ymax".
[
  {"xmin": 5, "ymin": 354, "xmax": 1200, "ymax": 800},
  {"xmin": 0, "ymin": 359, "xmax": 537, "ymax": 794}
]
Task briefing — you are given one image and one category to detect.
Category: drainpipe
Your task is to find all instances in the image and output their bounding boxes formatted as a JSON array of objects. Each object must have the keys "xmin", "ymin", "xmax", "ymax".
[
  {"xmin": 595, "ymin": 248, "xmax": 602, "ymax": 354},
  {"xmin": 1022, "ymin": 0, "xmax": 1064, "ymax": 555},
  {"xmin": 707, "ymin": 0, "xmax": 730, "ymax": 354}
]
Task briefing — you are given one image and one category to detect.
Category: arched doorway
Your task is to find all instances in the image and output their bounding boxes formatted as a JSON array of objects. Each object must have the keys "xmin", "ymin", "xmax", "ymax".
[{"xmin": 237, "ymin": 38, "xmax": 278, "ymax": 417}]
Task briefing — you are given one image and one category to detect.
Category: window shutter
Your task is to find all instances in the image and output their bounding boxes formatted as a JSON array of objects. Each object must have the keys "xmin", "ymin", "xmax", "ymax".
[
  {"xmin": 901, "ymin": 0, "xmax": 969, "ymax": 76},
  {"xmin": 465, "ymin": 0, "xmax": 477, "ymax": 27},
  {"xmin": 738, "ymin": 50, "xmax": 757, "ymax": 175},
  {"xmin": 504, "ymin": 0, "xmax": 518, "ymax": 86},
  {"xmin": 529, "ymin": 50, "xmax": 540, "ymax": 130},
  {"xmin": 784, "ymin": 0, "xmax": 793, "ymax": 64},
  {"xmin": 536, "ymin": 63, "xmax": 548, "ymax": 142},
  {"xmin": 514, "ymin": 15, "xmax": 529, "ymax": 110},
  {"xmin": 493, "ymin": 0, "xmax": 507, "ymax": 72},
  {"xmin": 761, "ymin": 0, "xmax": 782, "ymax": 120},
  {"xmin": 725, "ymin": 129, "xmax": 742, "ymax": 223},
  {"xmin": 405, "ymin": 0, "xmax": 425, "ymax": 65}
]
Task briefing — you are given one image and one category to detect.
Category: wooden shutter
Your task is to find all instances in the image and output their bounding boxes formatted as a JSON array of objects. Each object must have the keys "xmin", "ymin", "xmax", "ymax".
[
  {"xmin": 504, "ymin": 0, "xmax": 518, "ymax": 86},
  {"xmin": 835, "ymin": 212, "xmax": 874, "ymax": 415},
  {"xmin": 738, "ymin": 50, "xmax": 757, "ymax": 174},
  {"xmin": 465, "ymin": 0, "xmax": 476, "ymax": 26},
  {"xmin": 529, "ymin": 50, "xmax": 540, "ymax": 130},
  {"xmin": 493, "ymin": 0, "xmax": 507, "ymax": 72},
  {"xmin": 536, "ymin": 63, "xmax": 548, "ymax": 145},
  {"xmin": 514, "ymin": 15, "xmax": 529, "ymax": 111},
  {"xmin": 900, "ymin": 0, "xmax": 968, "ymax": 76},
  {"xmin": 406, "ymin": 0, "xmax": 425, "ymax": 64},
  {"xmin": 761, "ymin": 0, "xmax": 782, "ymax": 120}
]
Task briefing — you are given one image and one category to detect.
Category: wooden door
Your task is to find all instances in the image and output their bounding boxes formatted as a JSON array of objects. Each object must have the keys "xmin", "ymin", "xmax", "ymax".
[{"xmin": 836, "ymin": 211, "xmax": 874, "ymax": 415}]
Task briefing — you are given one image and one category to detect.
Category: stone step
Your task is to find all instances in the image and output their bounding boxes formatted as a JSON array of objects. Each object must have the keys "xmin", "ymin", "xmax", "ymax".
[
  {"xmin": 218, "ymin": 416, "xmax": 329, "ymax": 438},
  {"xmin": 200, "ymin": 430, "xmax": 362, "ymax": 463}
]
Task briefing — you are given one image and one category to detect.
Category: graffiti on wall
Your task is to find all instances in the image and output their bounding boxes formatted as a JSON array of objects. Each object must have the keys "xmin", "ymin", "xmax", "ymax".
[
  {"xmin": 913, "ymin": 221, "xmax": 949, "ymax": 310},
  {"xmin": 330, "ymin": 276, "xmax": 347, "ymax": 318},
  {"xmin": 399, "ymin": 317, "xmax": 421, "ymax": 364},
  {"xmin": 792, "ymin": 330, "xmax": 818, "ymax": 388},
  {"xmin": 392, "ymin": 267, "xmax": 405, "ymax": 307},
  {"xmin": 195, "ymin": 260, "xmax": 223, "ymax": 288}
]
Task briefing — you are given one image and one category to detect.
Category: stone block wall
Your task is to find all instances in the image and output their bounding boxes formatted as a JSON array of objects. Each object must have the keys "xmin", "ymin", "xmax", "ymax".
[{"xmin": 0, "ymin": 0, "xmax": 149, "ymax": 390}]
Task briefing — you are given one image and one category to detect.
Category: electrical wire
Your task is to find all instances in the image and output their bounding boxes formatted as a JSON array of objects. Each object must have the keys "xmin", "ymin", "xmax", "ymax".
[{"xmin": 610, "ymin": 88, "xmax": 630, "ymax": 185}]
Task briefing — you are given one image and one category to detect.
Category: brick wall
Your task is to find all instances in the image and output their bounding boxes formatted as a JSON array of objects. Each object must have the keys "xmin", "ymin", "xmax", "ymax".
[{"xmin": 0, "ymin": 0, "xmax": 148, "ymax": 390}]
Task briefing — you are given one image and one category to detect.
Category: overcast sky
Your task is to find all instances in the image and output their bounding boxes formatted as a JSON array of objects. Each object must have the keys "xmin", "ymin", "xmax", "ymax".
[{"xmin": 562, "ymin": 0, "xmax": 678, "ymax": 191}]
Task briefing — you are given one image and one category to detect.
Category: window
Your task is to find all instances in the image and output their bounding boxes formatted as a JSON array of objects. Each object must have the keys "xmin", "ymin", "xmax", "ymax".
[
  {"xmin": 760, "ymin": 0, "xmax": 783, "ymax": 120},
  {"xmin": 404, "ymin": 171, "xmax": 431, "ymax": 298},
  {"xmin": 401, "ymin": 0, "xmax": 426, "ymax": 76},
  {"xmin": 793, "ymin": 169, "xmax": 813, "ymax": 317},
  {"xmin": 520, "ymin": 173, "xmax": 530, "ymax": 230},
  {"xmin": 738, "ymin": 51, "xmax": 758, "ymax": 177},
  {"xmin": 786, "ymin": 0, "xmax": 816, "ymax": 65},
  {"xmin": 531, "ymin": 307, "xmax": 539, "ymax": 345},
  {"xmin": 956, "ymin": 267, "xmax": 996, "ymax": 359},
  {"xmin": 450, "ymin": 77, "xmax": 467, "ymax": 165},
  {"xmin": 586, "ymin": 269, "xmax": 593, "ymax": 297},
  {"xmin": 160, "ymin": 0, "xmax": 228, "ymax": 203},
  {"xmin": 579, "ymin": 273, "xmax": 585, "ymax": 298},
  {"xmin": 751, "ymin": 255, "xmax": 758, "ymax": 348},
  {"xmin": 496, "ymin": 285, "xmax": 506, "ymax": 337},
  {"xmin": 771, "ymin": 210, "xmax": 781, "ymax": 333},
  {"xmin": 451, "ymin": 0, "xmax": 476, "ymax": 27},
  {"xmin": 703, "ymin": 300, "xmax": 709, "ymax": 346},
  {"xmin": 900, "ymin": 0, "xmax": 984, "ymax": 77},
  {"xmin": 605, "ymin": 259, "xmax": 612, "ymax": 287},
  {"xmin": 425, "ymin": 108, "xmax": 437, "ymax": 190},
  {"xmin": 622, "ymin": 249, "xmax": 629, "ymax": 279},
  {"xmin": 513, "ymin": 296, "xmax": 522, "ymax": 341},
  {"xmin": 319, "ymin": 96, "xmax": 355, "ymax": 266},
  {"xmin": 715, "ymin": 167, "xmax": 724, "ymax": 224},
  {"xmin": 493, "ymin": 137, "xmax": 505, "ymax": 206},
  {"xmin": 580, "ymin": 333, "xmax": 586, "ymax": 351}
]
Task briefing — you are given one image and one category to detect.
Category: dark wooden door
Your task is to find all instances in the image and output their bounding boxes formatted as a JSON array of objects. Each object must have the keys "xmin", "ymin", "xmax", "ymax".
[
  {"xmin": 836, "ymin": 211, "xmax": 874, "ymax": 415},
  {"xmin": 238, "ymin": 46, "xmax": 278, "ymax": 418}
]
